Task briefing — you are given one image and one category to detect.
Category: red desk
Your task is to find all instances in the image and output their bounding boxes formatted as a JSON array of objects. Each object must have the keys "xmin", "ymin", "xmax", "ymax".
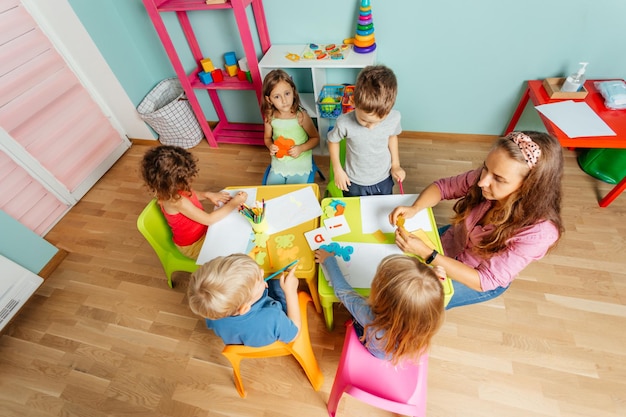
[{"xmin": 505, "ymin": 79, "xmax": 626, "ymax": 207}]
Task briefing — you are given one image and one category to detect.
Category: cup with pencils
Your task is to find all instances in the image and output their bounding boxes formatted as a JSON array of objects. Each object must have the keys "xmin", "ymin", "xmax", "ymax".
[{"xmin": 239, "ymin": 200, "xmax": 267, "ymax": 234}]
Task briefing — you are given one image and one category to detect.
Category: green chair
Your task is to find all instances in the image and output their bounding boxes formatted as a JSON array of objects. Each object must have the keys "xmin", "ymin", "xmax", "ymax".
[
  {"xmin": 325, "ymin": 139, "xmax": 346, "ymax": 198},
  {"xmin": 136, "ymin": 199, "xmax": 199, "ymax": 288}
]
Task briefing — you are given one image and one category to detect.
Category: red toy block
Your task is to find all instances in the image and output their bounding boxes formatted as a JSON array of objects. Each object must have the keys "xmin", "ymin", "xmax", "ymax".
[
  {"xmin": 237, "ymin": 69, "xmax": 247, "ymax": 81},
  {"xmin": 210, "ymin": 69, "xmax": 224, "ymax": 82}
]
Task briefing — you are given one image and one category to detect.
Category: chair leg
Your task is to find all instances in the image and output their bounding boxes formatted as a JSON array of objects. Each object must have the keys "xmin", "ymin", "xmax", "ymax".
[
  {"xmin": 290, "ymin": 293, "xmax": 324, "ymax": 390},
  {"xmin": 221, "ymin": 350, "xmax": 247, "ymax": 398},
  {"xmin": 326, "ymin": 382, "xmax": 346, "ymax": 417}
]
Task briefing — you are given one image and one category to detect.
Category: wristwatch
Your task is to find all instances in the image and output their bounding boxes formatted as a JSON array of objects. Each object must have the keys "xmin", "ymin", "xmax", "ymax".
[{"xmin": 425, "ymin": 249, "xmax": 438, "ymax": 264}]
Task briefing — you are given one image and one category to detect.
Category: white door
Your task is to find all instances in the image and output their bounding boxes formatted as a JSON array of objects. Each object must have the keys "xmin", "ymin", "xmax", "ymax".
[{"xmin": 0, "ymin": 0, "xmax": 130, "ymax": 235}]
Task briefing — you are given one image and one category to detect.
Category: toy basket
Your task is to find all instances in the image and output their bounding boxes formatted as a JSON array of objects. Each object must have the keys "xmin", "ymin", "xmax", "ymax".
[
  {"xmin": 317, "ymin": 85, "xmax": 344, "ymax": 118},
  {"xmin": 342, "ymin": 85, "xmax": 355, "ymax": 114}
]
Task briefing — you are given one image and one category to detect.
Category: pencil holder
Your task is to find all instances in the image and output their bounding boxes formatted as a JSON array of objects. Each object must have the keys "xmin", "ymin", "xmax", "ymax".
[{"xmin": 250, "ymin": 217, "xmax": 268, "ymax": 234}]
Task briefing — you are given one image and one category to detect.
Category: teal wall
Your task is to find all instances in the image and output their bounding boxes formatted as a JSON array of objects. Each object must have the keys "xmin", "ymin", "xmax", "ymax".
[
  {"xmin": 0, "ymin": 210, "xmax": 58, "ymax": 275},
  {"xmin": 68, "ymin": 0, "xmax": 626, "ymax": 136}
]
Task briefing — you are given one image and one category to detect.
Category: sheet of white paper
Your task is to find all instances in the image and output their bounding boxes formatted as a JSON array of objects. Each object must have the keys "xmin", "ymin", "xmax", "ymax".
[
  {"xmin": 323, "ymin": 214, "xmax": 351, "ymax": 237},
  {"xmin": 359, "ymin": 194, "xmax": 432, "ymax": 234},
  {"xmin": 322, "ymin": 242, "xmax": 404, "ymax": 288},
  {"xmin": 264, "ymin": 187, "xmax": 322, "ymax": 234},
  {"xmin": 304, "ymin": 227, "xmax": 332, "ymax": 250},
  {"xmin": 197, "ymin": 211, "xmax": 252, "ymax": 264},
  {"xmin": 535, "ymin": 101, "xmax": 616, "ymax": 138},
  {"xmin": 222, "ymin": 187, "xmax": 257, "ymax": 206}
]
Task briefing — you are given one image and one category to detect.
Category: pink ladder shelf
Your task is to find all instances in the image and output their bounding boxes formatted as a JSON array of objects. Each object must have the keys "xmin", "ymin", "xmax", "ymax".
[{"xmin": 142, "ymin": 0, "xmax": 271, "ymax": 147}]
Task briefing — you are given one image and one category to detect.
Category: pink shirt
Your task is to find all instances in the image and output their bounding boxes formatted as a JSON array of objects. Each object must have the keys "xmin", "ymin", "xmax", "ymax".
[
  {"xmin": 434, "ymin": 169, "xmax": 559, "ymax": 291},
  {"xmin": 160, "ymin": 190, "xmax": 208, "ymax": 246}
]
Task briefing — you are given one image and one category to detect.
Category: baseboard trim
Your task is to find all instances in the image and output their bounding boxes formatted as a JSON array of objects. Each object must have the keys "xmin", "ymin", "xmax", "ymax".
[
  {"xmin": 38, "ymin": 249, "xmax": 68, "ymax": 280},
  {"xmin": 129, "ymin": 131, "xmax": 499, "ymax": 145}
]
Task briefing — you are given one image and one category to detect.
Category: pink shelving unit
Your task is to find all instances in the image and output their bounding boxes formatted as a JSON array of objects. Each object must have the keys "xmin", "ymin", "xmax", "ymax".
[{"xmin": 142, "ymin": 0, "xmax": 271, "ymax": 147}]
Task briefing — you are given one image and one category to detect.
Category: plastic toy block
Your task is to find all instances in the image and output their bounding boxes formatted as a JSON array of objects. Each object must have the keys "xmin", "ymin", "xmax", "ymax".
[
  {"xmin": 198, "ymin": 71, "xmax": 213, "ymax": 85},
  {"xmin": 211, "ymin": 69, "xmax": 224, "ymax": 82},
  {"xmin": 238, "ymin": 57, "xmax": 249, "ymax": 72},
  {"xmin": 200, "ymin": 58, "xmax": 214, "ymax": 72},
  {"xmin": 224, "ymin": 64, "xmax": 238, "ymax": 77},
  {"xmin": 237, "ymin": 69, "xmax": 248, "ymax": 81},
  {"xmin": 246, "ymin": 71, "xmax": 252, "ymax": 83},
  {"xmin": 224, "ymin": 51, "xmax": 237, "ymax": 66}
]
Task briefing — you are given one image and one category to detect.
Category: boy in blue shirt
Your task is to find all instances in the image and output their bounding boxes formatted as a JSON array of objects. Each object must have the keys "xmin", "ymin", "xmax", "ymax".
[
  {"xmin": 187, "ymin": 254, "xmax": 301, "ymax": 347},
  {"xmin": 328, "ymin": 65, "xmax": 406, "ymax": 196}
]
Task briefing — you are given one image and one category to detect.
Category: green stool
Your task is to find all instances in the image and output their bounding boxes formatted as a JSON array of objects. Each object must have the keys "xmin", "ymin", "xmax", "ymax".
[{"xmin": 578, "ymin": 148, "xmax": 626, "ymax": 184}]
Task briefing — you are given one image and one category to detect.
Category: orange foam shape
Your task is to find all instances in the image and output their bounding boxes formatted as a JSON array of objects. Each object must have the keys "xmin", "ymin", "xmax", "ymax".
[{"xmin": 275, "ymin": 136, "xmax": 295, "ymax": 158}]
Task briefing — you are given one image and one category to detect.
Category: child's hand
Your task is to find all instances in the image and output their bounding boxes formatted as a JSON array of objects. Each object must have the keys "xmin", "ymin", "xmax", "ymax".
[
  {"xmin": 334, "ymin": 169, "xmax": 351, "ymax": 191},
  {"xmin": 268, "ymin": 144, "xmax": 279, "ymax": 156},
  {"xmin": 207, "ymin": 191, "xmax": 232, "ymax": 206},
  {"xmin": 314, "ymin": 249, "xmax": 333, "ymax": 264},
  {"xmin": 279, "ymin": 266, "xmax": 299, "ymax": 296},
  {"xmin": 287, "ymin": 144, "xmax": 302, "ymax": 158},
  {"xmin": 231, "ymin": 191, "xmax": 248, "ymax": 205},
  {"xmin": 391, "ymin": 166, "xmax": 406, "ymax": 183}
]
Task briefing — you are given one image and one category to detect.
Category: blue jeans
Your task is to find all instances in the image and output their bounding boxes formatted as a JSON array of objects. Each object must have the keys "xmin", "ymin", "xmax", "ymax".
[
  {"xmin": 446, "ymin": 281, "xmax": 509, "ymax": 309},
  {"xmin": 437, "ymin": 224, "xmax": 510, "ymax": 309},
  {"xmin": 267, "ymin": 279, "xmax": 288, "ymax": 313},
  {"xmin": 343, "ymin": 175, "xmax": 394, "ymax": 197},
  {"xmin": 265, "ymin": 169, "xmax": 310, "ymax": 185}
]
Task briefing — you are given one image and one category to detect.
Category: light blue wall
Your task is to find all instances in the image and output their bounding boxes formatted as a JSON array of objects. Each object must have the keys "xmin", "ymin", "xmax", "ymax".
[
  {"xmin": 69, "ymin": 0, "xmax": 626, "ymax": 135},
  {"xmin": 0, "ymin": 210, "xmax": 58, "ymax": 275}
]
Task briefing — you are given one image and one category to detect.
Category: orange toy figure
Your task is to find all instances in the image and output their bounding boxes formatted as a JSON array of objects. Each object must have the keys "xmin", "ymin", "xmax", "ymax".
[{"xmin": 274, "ymin": 136, "xmax": 295, "ymax": 159}]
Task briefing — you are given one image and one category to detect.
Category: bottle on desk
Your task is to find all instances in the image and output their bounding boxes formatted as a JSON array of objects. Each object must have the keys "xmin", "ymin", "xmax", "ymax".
[{"xmin": 561, "ymin": 62, "xmax": 588, "ymax": 93}]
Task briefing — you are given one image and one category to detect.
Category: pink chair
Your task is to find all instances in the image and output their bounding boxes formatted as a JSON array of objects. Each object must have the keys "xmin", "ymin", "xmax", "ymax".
[{"xmin": 327, "ymin": 321, "xmax": 430, "ymax": 417}]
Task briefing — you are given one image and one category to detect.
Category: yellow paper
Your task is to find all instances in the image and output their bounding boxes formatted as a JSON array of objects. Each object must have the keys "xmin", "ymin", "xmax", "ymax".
[{"xmin": 411, "ymin": 229, "xmax": 436, "ymax": 250}]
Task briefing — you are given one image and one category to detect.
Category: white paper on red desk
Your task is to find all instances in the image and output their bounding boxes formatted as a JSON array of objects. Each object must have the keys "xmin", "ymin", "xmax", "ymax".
[{"xmin": 535, "ymin": 101, "xmax": 616, "ymax": 138}]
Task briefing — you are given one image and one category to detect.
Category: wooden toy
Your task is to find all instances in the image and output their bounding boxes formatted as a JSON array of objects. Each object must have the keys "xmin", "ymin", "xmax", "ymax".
[
  {"xmin": 211, "ymin": 68, "xmax": 224, "ymax": 82},
  {"xmin": 198, "ymin": 71, "xmax": 213, "ymax": 85},
  {"xmin": 200, "ymin": 57, "xmax": 215, "ymax": 72},
  {"xmin": 224, "ymin": 51, "xmax": 237, "ymax": 66}
]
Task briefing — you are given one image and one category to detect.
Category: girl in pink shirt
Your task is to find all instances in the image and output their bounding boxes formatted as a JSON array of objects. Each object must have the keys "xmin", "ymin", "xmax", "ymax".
[
  {"xmin": 141, "ymin": 145, "xmax": 247, "ymax": 259},
  {"xmin": 390, "ymin": 131, "xmax": 564, "ymax": 308}
]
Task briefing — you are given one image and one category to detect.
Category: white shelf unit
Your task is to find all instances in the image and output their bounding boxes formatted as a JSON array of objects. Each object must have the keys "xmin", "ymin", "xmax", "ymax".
[{"xmin": 258, "ymin": 44, "xmax": 376, "ymax": 153}]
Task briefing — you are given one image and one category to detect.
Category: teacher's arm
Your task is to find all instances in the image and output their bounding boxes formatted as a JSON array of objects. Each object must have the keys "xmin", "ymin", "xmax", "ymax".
[
  {"xmin": 389, "ymin": 182, "xmax": 443, "ymax": 226},
  {"xmin": 394, "ymin": 227, "xmax": 483, "ymax": 291}
]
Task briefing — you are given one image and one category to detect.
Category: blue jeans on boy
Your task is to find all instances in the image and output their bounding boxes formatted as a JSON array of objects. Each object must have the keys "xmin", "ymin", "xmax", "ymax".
[
  {"xmin": 267, "ymin": 279, "xmax": 288, "ymax": 313},
  {"xmin": 343, "ymin": 175, "xmax": 394, "ymax": 197},
  {"xmin": 437, "ymin": 224, "xmax": 510, "ymax": 310}
]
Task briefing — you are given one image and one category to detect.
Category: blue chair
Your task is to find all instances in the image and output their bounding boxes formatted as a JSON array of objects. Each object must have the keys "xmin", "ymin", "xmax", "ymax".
[{"xmin": 262, "ymin": 158, "xmax": 325, "ymax": 185}]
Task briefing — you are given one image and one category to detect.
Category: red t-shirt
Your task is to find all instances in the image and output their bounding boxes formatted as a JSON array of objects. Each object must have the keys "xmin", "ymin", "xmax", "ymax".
[{"xmin": 160, "ymin": 191, "xmax": 208, "ymax": 246}]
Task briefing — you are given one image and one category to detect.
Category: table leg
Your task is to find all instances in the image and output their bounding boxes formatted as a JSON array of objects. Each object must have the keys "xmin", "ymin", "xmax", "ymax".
[
  {"xmin": 504, "ymin": 87, "xmax": 530, "ymax": 134},
  {"xmin": 599, "ymin": 175, "xmax": 626, "ymax": 207},
  {"xmin": 305, "ymin": 276, "xmax": 322, "ymax": 313}
]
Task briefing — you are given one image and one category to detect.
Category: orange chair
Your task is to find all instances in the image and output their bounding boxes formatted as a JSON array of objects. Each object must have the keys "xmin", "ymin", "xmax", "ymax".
[{"xmin": 221, "ymin": 291, "xmax": 324, "ymax": 398}]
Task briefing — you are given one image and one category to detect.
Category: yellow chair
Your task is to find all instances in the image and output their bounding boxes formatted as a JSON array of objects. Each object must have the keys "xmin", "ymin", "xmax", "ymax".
[
  {"xmin": 136, "ymin": 199, "xmax": 199, "ymax": 288},
  {"xmin": 221, "ymin": 291, "xmax": 324, "ymax": 398}
]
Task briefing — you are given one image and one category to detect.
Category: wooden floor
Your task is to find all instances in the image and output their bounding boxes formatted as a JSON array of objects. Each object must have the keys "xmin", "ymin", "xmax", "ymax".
[{"xmin": 1, "ymin": 135, "xmax": 626, "ymax": 417}]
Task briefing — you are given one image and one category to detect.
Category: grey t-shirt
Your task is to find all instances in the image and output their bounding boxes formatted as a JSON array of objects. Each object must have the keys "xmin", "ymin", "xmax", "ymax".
[{"xmin": 327, "ymin": 109, "xmax": 402, "ymax": 186}]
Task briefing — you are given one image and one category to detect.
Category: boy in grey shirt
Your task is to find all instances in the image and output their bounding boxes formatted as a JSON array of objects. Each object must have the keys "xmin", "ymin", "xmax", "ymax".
[{"xmin": 328, "ymin": 65, "xmax": 405, "ymax": 196}]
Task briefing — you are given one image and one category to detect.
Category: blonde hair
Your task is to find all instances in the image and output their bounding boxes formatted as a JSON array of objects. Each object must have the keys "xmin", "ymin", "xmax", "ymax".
[
  {"xmin": 187, "ymin": 254, "xmax": 261, "ymax": 319},
  {"xmin": 365, "ymin": 255, "xmax": 445, "ymax": 365}
]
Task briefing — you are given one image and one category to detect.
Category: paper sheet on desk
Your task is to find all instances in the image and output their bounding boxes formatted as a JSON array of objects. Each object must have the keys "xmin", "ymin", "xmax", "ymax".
[
  {"xmin": 322, "ymin": 243, "xmax": 404, "ymax": 288},
  {"xmin": 360, "ymin": 194, "xmax": 432, "ymax": 234},
  {"xmin": 196, "ymin": 187, "xmax": 321, "ymax": 265},
  {"xmin": 535, "ymin": 101, "xmax": 616, "ymax": 138}
]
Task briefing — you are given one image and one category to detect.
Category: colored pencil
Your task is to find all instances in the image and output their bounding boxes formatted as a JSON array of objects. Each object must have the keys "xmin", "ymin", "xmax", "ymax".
[{"xmin": 264, "ymin": 259, "xmax": 299, "ymax": 281}]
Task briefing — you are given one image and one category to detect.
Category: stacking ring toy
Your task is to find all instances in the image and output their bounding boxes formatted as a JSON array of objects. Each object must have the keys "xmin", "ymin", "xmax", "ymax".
[
  {"xmin": 354, "ymin": 43, "xmax": 376, "ymax": 54},
  {"xmin": 357, "ymin": 23, "xmax": 374, "ymax": 31},
  {"xmin": 358, "ymin": 17, "xmax": 373, "ymax": 25},
  {"xmin": 354, "ymin": 37, "xmax": 375, "ymax": 48},
  {"xmin": 356, "ymin": 27, "xmax": 374, "ymax": 36}
]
